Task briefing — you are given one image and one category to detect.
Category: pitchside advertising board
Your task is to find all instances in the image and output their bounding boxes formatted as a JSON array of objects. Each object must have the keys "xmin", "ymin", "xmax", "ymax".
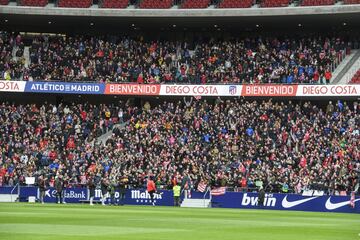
[
  {"xmin": 1, "ymin": 187, "xmax": 359, "ymax": 213},
  {"xmin": 0, "ymin": 81, "xmax": 359, "ymax": 97},
  {"xmin": 211, "ymin": 192, "xmax": 360, "ymax": 213}
]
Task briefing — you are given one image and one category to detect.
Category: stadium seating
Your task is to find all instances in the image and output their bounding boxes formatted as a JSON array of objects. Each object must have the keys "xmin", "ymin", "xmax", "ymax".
[
  {"xmin": 57, "ymin": 0, "xmax": 92, "ymax": 8},
  {"xmin": 218, "ymin": 0, "xmax": 253, "ymax": 8},
  {"xmin": 19, "ymin": 0, "xmax": 48, "ymax": 6},
  {"xmin": 100, "ymin": 0, "xmax": 129, "ymax": 8},
  {"xmin": 343, "ymin": 0, "xmax": 360, "ymax": 4},
  {"xmin": 301, "ymin": 0, "xmax": 335, "ymax": 6},
  {"xmin": 139, "ymin": 0, "xmax": 173, "ymax": 9},
  {"xmin": 349, "ymin": 69, "xmax": 360, "ymax": 83},
  {"xmin": 260, "ymin": 0, "xmax": 290, "ymax": 7},
  {"xmin": 181, "ymin": 0, "xmax": 210, "ymax": 8},
  {"xmin": 0, "ymin": 0, "xmax": 9, "ymax": 5}
]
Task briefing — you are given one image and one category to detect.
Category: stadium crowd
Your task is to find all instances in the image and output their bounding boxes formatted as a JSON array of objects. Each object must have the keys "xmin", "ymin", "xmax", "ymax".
[
  {"xmin": 0, "ymin": 32, "xmax": 25, "ymax": 81},
  {"xmin": 0, "ymin": 98, "xmax": 359, "ymax": 195},
  {"xmin": 0, "ymin": 101, "xmax": 127, "ymax": 188},
  {"xmin": 1, "ymin": 31, "xmax": 356, "ymax": 84}
]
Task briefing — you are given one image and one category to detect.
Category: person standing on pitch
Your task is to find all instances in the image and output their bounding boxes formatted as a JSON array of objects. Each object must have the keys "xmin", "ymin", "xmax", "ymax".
[
  {"xmin": 182, "ymin": 172, "xmax": 192, "ymax": 199},
  {"xmin": 258, "ymin": 186, "xmax": 265, "ymax": 207},
  {"xmin": 38, "ymin": 175, "xmax": 47, "ymax": 204},
  {"xmin": 55, "ymin": 175, "xmax": 65, "ymax": 204},
  {"xmin": 101, "ymin": 175, "xmax": 110, "ymax": 206},
  {"xmin": 173, "ymin": 183, "xmax": 181, "ymax": 207},
  {"xmin": 147, "ymin": 176, "xmax": 157, "ymax": 206},
  {"xmin": 108, "ymin": 179, "xmax": 116, "ymax": 205},
  {"xmin": 119, "ymin": 174, "xmax": 128, "ymax": 206},
  {"xmin": 62, "ymin": 174, "xmax": 68, "ymax": 204},
  {"xmin": 88, "ymin": 174, "xmax": 96, "ymax": 206}
]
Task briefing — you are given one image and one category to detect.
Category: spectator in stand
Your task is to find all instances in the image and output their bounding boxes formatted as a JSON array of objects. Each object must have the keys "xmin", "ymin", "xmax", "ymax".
[{"xmin": 324, "ymin": 68, "xmax": 332, "ymax": 84}]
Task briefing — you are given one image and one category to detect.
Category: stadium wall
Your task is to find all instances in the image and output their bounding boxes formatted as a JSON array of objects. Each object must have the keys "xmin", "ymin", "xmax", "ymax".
[{"xmin": 1, "ymin": 5, "xmax": 360, "ymax": 17}]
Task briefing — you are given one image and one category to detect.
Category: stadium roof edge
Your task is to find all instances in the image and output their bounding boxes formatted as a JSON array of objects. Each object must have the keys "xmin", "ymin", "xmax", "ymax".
[{"xmin": 0, "ymin": 5, "xmax": 360, "ymax": 18}]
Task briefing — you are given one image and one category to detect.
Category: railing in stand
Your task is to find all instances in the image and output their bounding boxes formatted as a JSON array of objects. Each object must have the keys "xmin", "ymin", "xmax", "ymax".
[
  {"xmin": 10, "ymin": 183, "xmax": 19, "ymax": 202},
  {"xmin": 345, "ymin": 61, "xmax": 360, "ymax": 83},
  {"xmin": 331, "ymin": 48, "xmax": 347, "ymax": 72},
  {"xmin": 203, "ymin": 186, "xmax": 211, "ymax": 208}
]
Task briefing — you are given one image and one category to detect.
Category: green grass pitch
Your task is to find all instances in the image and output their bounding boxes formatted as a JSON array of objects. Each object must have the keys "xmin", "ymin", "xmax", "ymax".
[{"xmin": 0, "ymin": 203, "xmax": 359, "ymax": 240}]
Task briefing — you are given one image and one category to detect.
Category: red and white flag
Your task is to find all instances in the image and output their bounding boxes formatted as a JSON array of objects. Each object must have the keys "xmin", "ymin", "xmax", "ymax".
[
  {"xmin": 210, "ymin": 187, "xmax": 226, "ymax": 196},
  {"xmin": 350, "ymin": 191, "xmax": 355, "ymax": 208},
  {"xmin": 197, "ymin": 181, "xmax": 207, "ymax": 193}
]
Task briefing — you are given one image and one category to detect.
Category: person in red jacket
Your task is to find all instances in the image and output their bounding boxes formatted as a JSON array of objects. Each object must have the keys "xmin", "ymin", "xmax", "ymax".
[
  {"xmin": 324, "ymin": 69, "xmax": 332, "ymax": 84},
  {"xmin": 147, "ymin": 176, "xmax": 156, "ymax": 206}
]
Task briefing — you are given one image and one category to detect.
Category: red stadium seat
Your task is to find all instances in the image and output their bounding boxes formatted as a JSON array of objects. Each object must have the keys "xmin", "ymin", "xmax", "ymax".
[
  {"xmin": 20, "ymin": 0, "xmax": 48, "ymax": 7},
  {"xmin": 181, "ymin": 0, "xmax": 210, "ymax": 8},
  {"xmin": 139, "ymin": 0, "xmax": 173, "ymax": 9},
  {"xmin": 0, "ymin": 0, "xmax": 9, "ymax": 5},
  {"xmin": 260, "ymin": 0, "xmax": 290, "ymax": 7},
  {"xmin": 349, "ymin": 69, "xmax": 360, "ymax": 84},
  {"xmin": 101, "ymin": 0, "xmax": 129, "ymax": 8},
  {"xmin": 343, "ymin": 0, "xmax": 360, "ymax": 4},
  {"xmin": 58, "ymin": 0, "xmax": 92, "ymax": 8},
  {"xmin": 300, "ymin": 0, "xmax": 335, "ymax": 6},
  {"xmin": 218, "ymin": 0, "xmax": 253, "ymax": 8}
]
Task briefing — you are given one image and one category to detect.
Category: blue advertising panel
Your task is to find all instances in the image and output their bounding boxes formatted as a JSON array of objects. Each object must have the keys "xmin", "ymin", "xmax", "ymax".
[
  {"xmin": 211, "ymin": 192, "xmax": 360, "ymax": 213},
  {"xmin": 18, "ymin": 186, "xmax": 38, "ymax": 202},
  {"xmin": 0, "ymin": 187, "xmax": 13, "ymax": 194},
  {"xmin": 126, "ymin": 189, "xmax": 174, "ymax": 206},
  {"xmin": 93, "ymin": 189, "xmax": 175, "ymax": 206},
  {"xmin": 94, "ymin": 189, "xmax": 205, "ymax": 206},
  {"xmin": 1, "ymin": 187, "xmax": 358, "ymax": 213},
  {"xmin": 41, "ymin": 187, "xmax": 88, "ymax": 203},
  {"xmin": 25, "ymin": 82, "xmax": 105, "ymax": 94}
]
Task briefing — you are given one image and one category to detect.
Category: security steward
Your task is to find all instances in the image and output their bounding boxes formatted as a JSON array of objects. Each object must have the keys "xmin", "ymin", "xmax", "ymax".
[{"xmin": 173, "ymin": 183, "xmax": 181, "ymax": 207}]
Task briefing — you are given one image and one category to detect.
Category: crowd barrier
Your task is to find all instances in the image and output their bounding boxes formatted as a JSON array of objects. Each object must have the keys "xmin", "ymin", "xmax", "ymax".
[
  {"xmin": 0, "ymin": 81, "xmax": 359, "ymax": 97},
  {"xmin": 0, "ymin": 186, "xmax": 359, "ymax": 213}
]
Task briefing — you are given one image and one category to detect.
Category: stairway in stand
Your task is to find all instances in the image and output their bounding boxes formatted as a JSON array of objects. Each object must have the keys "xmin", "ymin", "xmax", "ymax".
[{"xmin": 180, "ymin": 198, "xmax": 211, "ymax": 208}]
